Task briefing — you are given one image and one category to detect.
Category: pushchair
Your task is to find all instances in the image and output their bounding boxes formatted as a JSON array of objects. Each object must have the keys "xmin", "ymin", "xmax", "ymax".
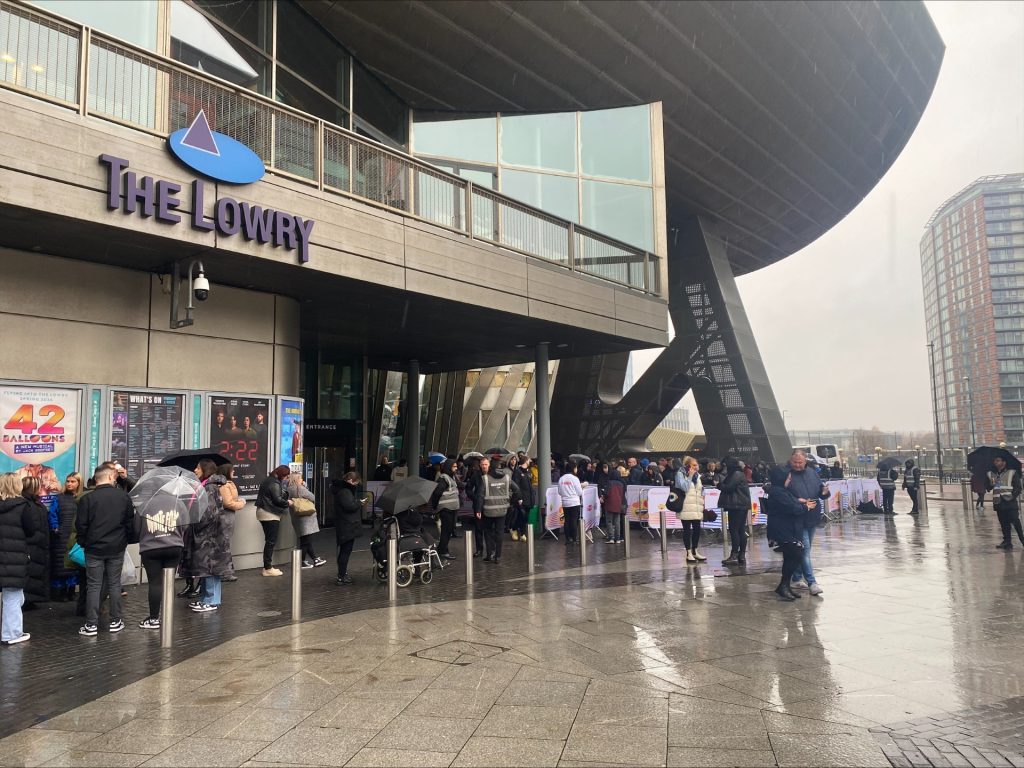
[{"xmin": 370, "ymin": 511, "xmax": 443, "ymax": 586}]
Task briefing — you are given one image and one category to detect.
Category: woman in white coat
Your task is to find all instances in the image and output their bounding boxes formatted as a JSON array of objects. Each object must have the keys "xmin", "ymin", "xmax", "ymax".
[{"xmin": 676, "ymin": 456, "xmax": 706, "ymax": 563}]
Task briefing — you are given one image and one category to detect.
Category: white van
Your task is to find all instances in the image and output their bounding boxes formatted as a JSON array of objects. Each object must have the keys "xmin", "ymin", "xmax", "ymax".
[{"xmin": 792, "ymin": 444, "xmax": 842, "ymax": 470}]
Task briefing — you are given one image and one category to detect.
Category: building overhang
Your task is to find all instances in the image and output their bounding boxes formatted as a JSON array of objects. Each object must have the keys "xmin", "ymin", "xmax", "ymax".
[{"xmin": 301, "ymin": 0, "xmax": 944, "ymax": 276}]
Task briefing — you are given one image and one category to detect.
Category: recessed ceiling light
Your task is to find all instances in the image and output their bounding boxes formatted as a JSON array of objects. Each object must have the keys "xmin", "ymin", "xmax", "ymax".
[
  {"xmin": 556, "ymin": 343, "xmax": 569, "ymax": 348},
  {"xmin": 30, "ymin": 63, "xmax": 44, "ymax": 73},
  {"xmin": 1, "ymin": 53, "xmax": 15, "ymax": 63}
]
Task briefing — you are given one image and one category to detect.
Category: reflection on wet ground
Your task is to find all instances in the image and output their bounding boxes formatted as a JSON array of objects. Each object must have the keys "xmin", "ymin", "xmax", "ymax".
[{"xmin": 1, "ymin": 496, "xmax": 1023, "ymax": 767}]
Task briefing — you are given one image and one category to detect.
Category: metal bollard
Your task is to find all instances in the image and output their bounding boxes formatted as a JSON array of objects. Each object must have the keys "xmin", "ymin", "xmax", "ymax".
[
  {"xmin": 464, "ymin": 531, "xmax": 474, "ymax": 586},
  {"xmin": 918, "ymin": 479, "xmax": 929, "ymax": 516},
  {"xmin": 722, "ymin": 510, "xmax": 730, "ymax": 556},
  {"xmin": 291, "ymin": 549, "xmax": 302, "ymax": 623},
  {"xmin": 160, "ymin": 567, "xmax": 174, "ymax": 648},
  {"xmin": 624, "ymin": 515, "xmax": 631, "ymax": 559},
  {"xmin": 659, "ymin": 508, "xmax": 668, "ymax": 556},
  {"xmin": 387, "ymin": 537, "xmax": 398, "ymax": 601},
  {"xmin": 961, "ymin": 479, "xmax": 972, "ymax": 512},
  {"xmin": 527, "ymin": 523, "xmax": 535, "ymax": 573},
  {"xmin": 579, "ymin": 516, "xmax": 587, "ymax": 567}
]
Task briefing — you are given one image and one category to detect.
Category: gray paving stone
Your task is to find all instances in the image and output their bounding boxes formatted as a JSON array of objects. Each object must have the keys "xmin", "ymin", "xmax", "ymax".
[
  {"xmin": 452, "ymin": 737, "xmax": 565, "ymax": 768},
  {"xmin": 251, "ymin": 726, "xmax": 377, "ymax": 767},
  {"xmin": 476, "ymin": 706, "xmax": 578, "ymax": 741},
  {"xmin": 138, "ymin": 737, "xmax": 268, "ymax": 767},
  {"xmin": 346, "ymin": 748, "xmax": 457, "ymax": 768}
]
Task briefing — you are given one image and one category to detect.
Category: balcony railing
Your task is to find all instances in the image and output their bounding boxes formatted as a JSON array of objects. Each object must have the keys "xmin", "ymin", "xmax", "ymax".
[{"xmin": 0, "ymin": 0, "xmax": 661, "ymax": 296}]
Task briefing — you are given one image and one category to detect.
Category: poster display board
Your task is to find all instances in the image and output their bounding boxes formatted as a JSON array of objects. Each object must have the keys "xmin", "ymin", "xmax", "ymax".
[
  {"xmin": 643, "ymin": 486, "xmax": 679, "ymax": 529},
  {"xmin": 0, "ymin": 384, "xmax": 80, "ymax": 495},
  {"xmin": 110, "ymin": 389, "xmax": 184, "ymax": 479},
  {"xmin": 209, "ymin": 395, "xmax": 271, "ymax": 496},
  {"xmin": 278, "ymin": 398, "xmax": 304, "ymax": 467},
  {"xmin": 581, "ymin": 485, "xmax": 601, "ymax": 532},
  {"xmin": 545, "ymin": 486, "xmax": 563, "ymax": 530}
]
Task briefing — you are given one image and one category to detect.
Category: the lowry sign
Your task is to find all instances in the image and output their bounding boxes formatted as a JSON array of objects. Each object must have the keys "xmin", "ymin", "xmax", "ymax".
[{"xmin": 99, "ymin": 111, "xmax": 314, "ymax": 263}]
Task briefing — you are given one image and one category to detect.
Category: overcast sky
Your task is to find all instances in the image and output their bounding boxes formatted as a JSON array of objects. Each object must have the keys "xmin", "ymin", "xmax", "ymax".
[{"xmin": 634, "ymin": 0, "xmax": 1024, "ymax": 435}]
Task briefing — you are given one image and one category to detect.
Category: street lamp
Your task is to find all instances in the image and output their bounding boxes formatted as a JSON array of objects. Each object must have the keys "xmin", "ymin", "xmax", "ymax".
[
  {"xmin": 915, "ymin": 444, "xmax": 922, "ymax": 467},
  {"xmin": 963, "ymin": 375, "xmax": 977, "ymax": 449}
]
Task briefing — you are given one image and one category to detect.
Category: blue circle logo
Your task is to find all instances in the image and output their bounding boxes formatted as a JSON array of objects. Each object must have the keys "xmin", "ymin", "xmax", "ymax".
[{"xmin": 167, "ymin": 110, "xmax": 265, "ymax": 185}]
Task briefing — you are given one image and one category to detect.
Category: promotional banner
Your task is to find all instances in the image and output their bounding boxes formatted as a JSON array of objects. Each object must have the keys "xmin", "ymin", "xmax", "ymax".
[
  {"xmin": 626, "ymin": 485, "xmax": 651, "ymax": 523},
  {"xmin": 110, "ymin": 390, "xmax": 184, "ymax": 479},
  {"xmin": 209, "ymin": 395, "xmax": 271, "ymax": 496},
  {"xmin": 644, "ymin": 487, "xmax": 680, "ymax": 529},
  {"xmin": 581, "ymin": 485, "xmax": 602, "ymax": 532},
  {"xmin": 702, "ymin": 487, "xmax": 766, "ymax": 528},
  {"xmin": 278, "ymin": 398, "xmax": 304, "ymax": 466},
  {"xmin": 825, "ymin": 480, "xmax": 843, "ymax": 513},
  {"xmin": 545, "ymin": 486, "xmax": 563, "ymax": 530},
  {"xmin": 0, "ymin": 385, "xmax": 80, "ymax": 494}
]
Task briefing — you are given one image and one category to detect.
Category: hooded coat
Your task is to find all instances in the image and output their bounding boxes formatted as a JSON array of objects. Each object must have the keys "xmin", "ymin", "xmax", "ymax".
[
  {"xmin": 764, "ymin": 467, "xmax": 806, "ymax": 544},
  {"xmin": 189, "ymin": 475, "xmax": 232, "ymax": 578},
  {"xmin": 23, "ymin": 498, "xmax": 51, "ymax": 601},
  {"xmin": 50, "ymin": 492, "xmax": 79, "ymax": 581},
  {"xmin": 331, "ymin": 479, "xmax": 364, "ymax": 543},
  {"xmin": 717, "ymin": 458, "xmax": 750, "ymax": 512},
  {"xmin": 0, "ymin": 496, "xmax": 36, "ymax": 590}
]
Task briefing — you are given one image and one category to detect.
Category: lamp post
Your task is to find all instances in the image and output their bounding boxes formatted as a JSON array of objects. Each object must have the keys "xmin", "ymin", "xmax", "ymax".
[
  {"xmin": 963, "ymin": 375, "xmax": 977, "ymax": 449},
  {"xmin": 915, "ymin": 444, "xmax": 922, "ymax": 469}
]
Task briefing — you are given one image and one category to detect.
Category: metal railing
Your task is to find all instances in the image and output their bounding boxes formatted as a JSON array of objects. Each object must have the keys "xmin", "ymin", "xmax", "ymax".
[{"xmin": 0, "ymin": 0, "xmax": 661, "ymax": 295}]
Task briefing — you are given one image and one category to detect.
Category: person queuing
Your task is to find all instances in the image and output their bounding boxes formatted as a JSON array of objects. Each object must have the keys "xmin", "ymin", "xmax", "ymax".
[
  {"xmin": 510, "ymin": 456, "xmax": 534, "ymax": 543},
  {"xmin": 903, "ymin": 459, "xmax": 921, "ymax": 516},
  {"xmin": 557, "ymin": 459, "xmax": 585, "ymax": 547},
  {"xmin": 0, "ymin": 472, "xmax": 36, "ymax": 645},
  {"xmin": 187, "ymin": 459, "xmax": 231, "ymax": 613},
  {"xmin": 991, "ymin": 456, "xmax": 1024, "ymax": 550},
  {"xmin": 464, "ymin": 458, "xmax": 485, "ymax": 558},
  {"xmin": 50, "ymin": 473, "xmax": 82, "ymax": 603},
  {"xmin": 288, "ymin": 473, "xmax": 326, "ymax": 569},
  {"xmin": 719, "ymin": 456, "xmax": 751, "ymax": 566},
  {"xmin": 430, "ymin": 460, "xmax": 461, "ymax": 561},
  {"xmin": 877, "ymin": 463, "xmax": 898, "ymax": 515},
  {"xmin": 764, "ymin": 466, "xmax": 807, "ymax": 601},
  {"xmin": 785, "ymin": 450, "xmax": 829, "ymax": 597},
  {"xmin": 330, "ymin": 472, "xmax": 363, "ymax": 585},
  {"xmin": 971, "ymin": 469, "xmax": 989, "ymax": 511},
  {"xmin": 602, "ymin": 466, "xmax": 626, "ymax": 544},
  {"xmin": 21, "ymin": 476, "xmax": 51, "ymax": 609},
  {"xmin": 643, "ymin": 463, "xmax": 664, "ymax": 486},
  {"xmin": 255, "ymin": 465, "xmax": 293, "ymax": 577},
  {"xmin": 470, "ymin": 457, "xmax": 521, "ymax": 564},
  {"xmin": 216, "ymin": 464, "xmax": 246, "ymax": 581},
  {"xmin": 75, "ymin": 465, "xmax": 134, "ymax": 636},
  {"xmin": 134, "ymin": 472, "xmax": 188, "ymax": 630},
  {"xmin": 677, "ymin": 456, "xmax": 707, "ymax": 563}
]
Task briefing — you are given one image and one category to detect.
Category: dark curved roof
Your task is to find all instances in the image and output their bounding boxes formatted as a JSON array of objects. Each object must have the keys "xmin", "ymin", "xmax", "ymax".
[{"xmin": 300, "ymin": 0, "xmax": 943, "ymax": 276}]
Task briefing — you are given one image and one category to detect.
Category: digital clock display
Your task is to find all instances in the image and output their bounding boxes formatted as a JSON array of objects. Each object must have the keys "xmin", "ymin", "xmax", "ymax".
[{"xmin": 209, "ymin": 396, "xmax": 270, "ymax": 496}]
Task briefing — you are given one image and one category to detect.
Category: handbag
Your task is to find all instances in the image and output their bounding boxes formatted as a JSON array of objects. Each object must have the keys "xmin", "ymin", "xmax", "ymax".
[
  {"xmin": 68, "ymin": 541, "xmax": 86, "ymax": 568},
  {"xmin": 292, "ymin": 497, "xmax": 317, "ymax": 517},
  {"xmin": 702, "ymin": 509, "xmax": 718, "ymax": 523},
  {"xmin": 665, "ymin": 489, "xmax": 685, "ymax": 513}
]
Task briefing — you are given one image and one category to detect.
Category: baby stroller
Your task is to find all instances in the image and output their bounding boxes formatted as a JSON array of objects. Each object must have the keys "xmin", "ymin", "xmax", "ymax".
[{"xmin": 370, "ymin": 511, "xmax": 443, "ymax": 586}]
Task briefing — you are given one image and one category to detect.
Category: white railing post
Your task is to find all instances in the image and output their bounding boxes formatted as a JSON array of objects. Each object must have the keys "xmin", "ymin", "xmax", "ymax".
[{"xmin": 78, "ymin": 26, "xmax": 90, "ymax": 117}]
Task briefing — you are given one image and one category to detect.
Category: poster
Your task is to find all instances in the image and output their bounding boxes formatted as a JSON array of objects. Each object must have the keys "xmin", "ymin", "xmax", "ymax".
[
  {"xmin": 644, "ymin": 486, "xmax": 680, "ymax": 529},
  {"xmin": 110, "ymin": 390, "xmax": 184, "ymax": 479},
  {"xmin": 209, "ymin": 395, "xmax": 271, "ymax": 496},
  {"xmin": 581, "ymin": 485, "xmax": 602, "ymax": 532},
  {"xmin": 545, "ymin": 486, "xmax": 563, "ymax": 530},
  {"xmin": 0, "ymin": 385, "xmax": 80, "ymax": 494},
  {"xmin": 278, "ymin": 398, "xmax": 303, "ymax": 466}
]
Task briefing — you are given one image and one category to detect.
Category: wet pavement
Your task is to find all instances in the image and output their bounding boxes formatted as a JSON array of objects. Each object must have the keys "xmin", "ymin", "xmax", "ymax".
[{"xmin": 1, "ymin": 494, "xmax": 1023, "ymax": 767}]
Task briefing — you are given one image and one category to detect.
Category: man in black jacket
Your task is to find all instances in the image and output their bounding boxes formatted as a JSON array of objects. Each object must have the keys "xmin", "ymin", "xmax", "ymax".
[
  {"xmin": 903, "ymin": 459, "xmax": 921, "ymax": 515},
  {"xmin": 75, "ymin": 466, "xmax": 135, "ymax": 636},
  {"xmin": 719, "ymin": 456, "xmax": 751, "ymax": 566}
]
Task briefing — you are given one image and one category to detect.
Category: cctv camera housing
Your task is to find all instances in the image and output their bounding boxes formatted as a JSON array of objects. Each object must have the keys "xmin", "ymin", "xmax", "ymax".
[{"xmin": 193, "ymin": 275, "xmax": 210, "ymax": 301}]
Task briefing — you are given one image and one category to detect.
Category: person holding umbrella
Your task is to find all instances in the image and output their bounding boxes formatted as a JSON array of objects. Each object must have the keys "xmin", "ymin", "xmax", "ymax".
[
  {"xmin": 991, "ymin": 454, "xmax": 1024, "ymax": 550},
  {"xmin": 188, "ymin": 460, "xmax": 232, "ymax": 612}
]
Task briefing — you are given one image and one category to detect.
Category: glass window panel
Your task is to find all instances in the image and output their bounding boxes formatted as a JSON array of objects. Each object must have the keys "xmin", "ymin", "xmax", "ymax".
[
  {"xmin": 189, "ymin": 0, "xmax": 271, "ymax": 52},
  {"xmin": 414, "ymin": 114, "xmax": 496, "ymax": 163},
  {"xmin": 501, "ymin": 169, "xmax": 578, "ymax": 223},
  {"xmin": 171, "ymin": 2, "xmax": 269, "ymax": 94},
  {"xmin": 353, "ymin": 62, "xmax": 407, "ymax": 147},
  {"xmin": 580, "ymin": 105, "xmax": 651, "ymax": 182},
  {"xmin": 501, "ymin": 112, "xmax": 576, "ymax": 172},
  {"xmin": 582, "ymin": 180, "xmax": 654, "ymax": 251},
  {"xmin": 29, "ymin": 0, "xmax": 158, "ymax": 50},
  {"xmin": 275, "ymin": 67, "xmax": 346, "ymax": 126},
  {"xmin": 276, "ymin": 1, "xmax": 347, "ymax": 107}
]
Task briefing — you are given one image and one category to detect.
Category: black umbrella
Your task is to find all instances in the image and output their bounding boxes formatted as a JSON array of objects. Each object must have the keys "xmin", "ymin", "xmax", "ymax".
[
  {"xmin": 877, "ymin": 456, "xmax": 904, "ymax": 471},
  {"xmin": 967, "ymin": 446, "xmax": 1022, "ymax": 473},
  {"xmin": 158, "ymin": 447, "xmax": 231, "ymax": 471},
  {"xmin": 377, "ymin": 476, "xmax": 437, "ymax": 514},
  {"xmin": 569, "ymin": 453, "xmax": 592, "ymax": 464}
]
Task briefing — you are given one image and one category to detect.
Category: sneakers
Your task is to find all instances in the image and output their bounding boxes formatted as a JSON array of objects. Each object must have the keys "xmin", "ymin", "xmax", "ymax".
[
  {"xmin": 139, "ymin": 618, "xmax": 160, "ymax": 629},
  {"xmin": 2, "ymin": 633, "xmax": 30, "ymax": 645},
  {"xmin": 262, "ymin": 567, "xmax": 283, "ymax": 577},
  {"xmin": 78, "ymin": 623, "xmax": 98, "ymax": 637},
  {"xmin": 189, "ymin": 602, "xmax": 219, "ymax": 613},
  {"xmin": 790, "ymin": 578, "xmax": 809, "ymax": 590},
  {"xmin": 335, "ymin": 574, "xmax": 353, "ymax": 585},
  {"xmin": 808, "ymin": 583, "xmax": 823, "ymax": 596},
  {"xmin": 301, "ymin": 560, "xmax": 314, "ymax": 569},
  {"xmin": 109, "ymin": 619, "xmax": 125, "ymax": 633},
  {"xmin": 313, "ymin": 557, "xmax": 327, "ymax": 567}
]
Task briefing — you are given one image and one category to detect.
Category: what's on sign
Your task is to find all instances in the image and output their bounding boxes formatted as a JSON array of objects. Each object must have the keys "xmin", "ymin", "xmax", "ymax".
[{"xmin": 97, "ymin": 111, "xmax": 314, "ymax": 263}]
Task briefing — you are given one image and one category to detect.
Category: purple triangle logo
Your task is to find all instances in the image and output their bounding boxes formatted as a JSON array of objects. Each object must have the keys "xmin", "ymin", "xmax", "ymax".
[{"xmin": 181, "ymin": 110, "xmax": 219, "ymax": 156}]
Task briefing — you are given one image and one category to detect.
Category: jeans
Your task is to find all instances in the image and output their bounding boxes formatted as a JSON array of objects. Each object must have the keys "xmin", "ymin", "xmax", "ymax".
[
  {"xmin": 606, "ymin": 512, "xmax": 623, "ymax": 541},
  {"xmin": 141, "ymin": 547, "xmax": 182, "ymax": 620},
  {"xmin": 260, "ymin": 519, "xmax": 280, "ymax": 569},
  {"xmin": 85, "ymin": 553, "xmax": 123, "ymax": 625},
  {"xmin": 792, "ymin": 526, "xmax": 816, "ymax": 585},
  {"xmin": 1, "ymin": 588, "xmax": 25, "ymax": 642},
  {"xmin": 200, "ymin": 576, "xmax": 222, "ymax": 606}
]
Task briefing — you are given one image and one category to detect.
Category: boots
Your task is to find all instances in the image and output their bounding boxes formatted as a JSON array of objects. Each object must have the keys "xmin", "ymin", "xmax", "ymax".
[
  {"xmin": 685, "ymin": 550, "xmax": 696, "ymax": 563},
  {"xmin": 692, "ymin": 549, "xmax": 707, "ymax": 562},
  {"xmin": 722, "ymin": 551, "xmax": 740, "ymax": 565},
  {"xmin": 997, "ymin": 539, "xmax": 1013, "ymax": 550},
  {"xmin": 774, "ymin": 584, "xmax": 796, "ymax": 601},
  {"xmin": 737, "ymin": 552, "xmax": 746, "ymax": 565}
]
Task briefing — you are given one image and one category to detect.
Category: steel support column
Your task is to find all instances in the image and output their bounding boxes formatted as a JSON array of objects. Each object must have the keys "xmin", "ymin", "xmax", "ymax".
[
  {"xmin": 406, "ymin": 360, "xmax": 420, "ymax": 468},
  {"xmin": 536, "ymin": 343, "xmax": 552, "ymax": 504}
]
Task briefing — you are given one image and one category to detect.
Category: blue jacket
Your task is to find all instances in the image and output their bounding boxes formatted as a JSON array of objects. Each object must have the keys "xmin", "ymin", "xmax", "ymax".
[
  {"xmin": 785, "ymin": 465, "xmax": 827, "ymax": 528},
  {"xmin": 764, "ymin": 468, "xmax": 805, "ymax": 544}
]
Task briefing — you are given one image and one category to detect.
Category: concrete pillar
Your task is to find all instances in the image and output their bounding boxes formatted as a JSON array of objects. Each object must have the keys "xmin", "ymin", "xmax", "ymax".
[
  {"xmin": 406, "ymin": 360, "xmax": 420, "ymax": 469},
  {"xmin": 536, "ymin": 343, "xmax": 551, "ymax": 504}
]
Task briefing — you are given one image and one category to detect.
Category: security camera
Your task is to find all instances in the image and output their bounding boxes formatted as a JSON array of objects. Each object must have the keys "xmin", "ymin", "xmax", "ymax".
[{"xmin": 193, "ymin": 273, "xmax": 210, "ymax": 301}]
